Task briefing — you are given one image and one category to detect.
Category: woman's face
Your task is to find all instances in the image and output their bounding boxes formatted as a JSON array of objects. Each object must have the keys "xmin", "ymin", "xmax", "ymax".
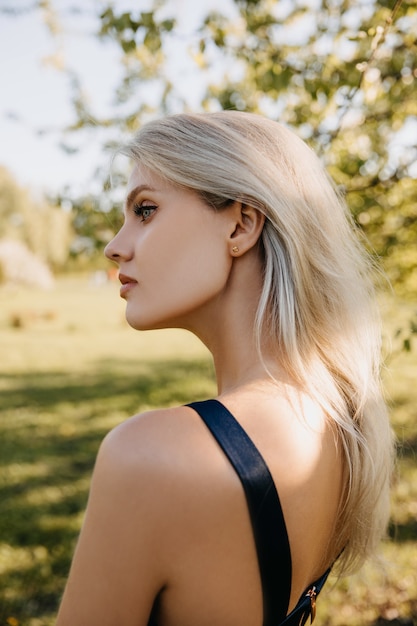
[{"xmin": 104, "ymin": 164, "xmax": 234, "ymax": 332}]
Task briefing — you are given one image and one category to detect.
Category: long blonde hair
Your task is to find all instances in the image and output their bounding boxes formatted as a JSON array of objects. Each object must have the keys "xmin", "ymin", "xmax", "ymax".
[{"xmin": 118, "ymin": 111, "xmax": 393, "ymax": 575}]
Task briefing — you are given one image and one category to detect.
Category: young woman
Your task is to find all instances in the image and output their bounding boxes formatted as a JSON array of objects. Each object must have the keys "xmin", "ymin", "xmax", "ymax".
[{"xmin": 56, "ymin": 112, "xmax": 393, "ymax": 626}]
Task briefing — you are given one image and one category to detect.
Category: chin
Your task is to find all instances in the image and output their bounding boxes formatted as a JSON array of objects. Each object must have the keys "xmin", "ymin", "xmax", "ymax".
[
  {"xmin": 126, "ymin": 318, "xmax": 156, "ymax": 332},
  {"xmin": 125, "ymin": 310, "xmax": 190, "ymax": 333},
  {"xmin": 124, "ymin": 299, "xmax": 198, "ymax": 332},
  {"xmin": 125, "ymin": 312, "xmax": 170, "ymax": 332}
]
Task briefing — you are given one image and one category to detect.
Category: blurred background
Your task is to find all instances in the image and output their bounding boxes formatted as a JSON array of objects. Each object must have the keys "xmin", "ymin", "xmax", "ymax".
[{"xmin": 0, "ymin": 1, "xmax": 416, "ymax": 624}]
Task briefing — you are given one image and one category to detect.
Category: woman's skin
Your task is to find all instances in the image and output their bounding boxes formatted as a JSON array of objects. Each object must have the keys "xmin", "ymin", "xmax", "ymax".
[{"xmin": 55, "ymin": 166, "xmax": 343, "ymax": 626}]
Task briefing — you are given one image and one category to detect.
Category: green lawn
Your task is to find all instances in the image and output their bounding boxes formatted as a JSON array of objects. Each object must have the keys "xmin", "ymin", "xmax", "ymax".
[{"xmin": 0, "ymin": 276, "xmax": 416, "ymax": 626}]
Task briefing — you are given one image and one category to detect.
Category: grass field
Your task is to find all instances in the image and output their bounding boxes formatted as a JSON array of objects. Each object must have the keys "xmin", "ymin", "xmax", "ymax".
[{"xmin": 0, "ymin": 276, "xmax": 416, "ymax": 626}]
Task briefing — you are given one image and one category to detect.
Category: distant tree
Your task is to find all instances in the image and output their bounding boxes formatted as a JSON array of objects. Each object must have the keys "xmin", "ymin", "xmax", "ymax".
[
  {"xmin": 0, "ymin": 166, "xmax": 31, "ymax": 239},
  {"xmin": 59, "ymin": 192, "xmax": 123, "ymax": 263},
  {"xmin": 0, "ymin": 166, "xmax": 72, "ymax": 270}
]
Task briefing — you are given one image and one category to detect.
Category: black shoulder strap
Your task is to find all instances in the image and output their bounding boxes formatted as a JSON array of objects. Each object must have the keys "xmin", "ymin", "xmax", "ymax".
[{"xmin": 187, "ymin": 399, "xmax": 292, "ymax": 626}]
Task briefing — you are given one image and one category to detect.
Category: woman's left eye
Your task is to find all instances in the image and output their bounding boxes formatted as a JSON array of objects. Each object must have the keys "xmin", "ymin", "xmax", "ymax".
[{"xmin": 133, "ymin": 204, "xmax": 157, "ymax": 222}]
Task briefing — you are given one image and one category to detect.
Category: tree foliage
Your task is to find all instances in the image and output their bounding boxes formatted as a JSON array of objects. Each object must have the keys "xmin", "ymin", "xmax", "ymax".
[
  {"xmin": 93, "ymin": 0, "xmax": 417, "ymax": 295},
  {"xmin": 3, "ymin": 0, "xmax": 416, "ymax": 295},
  {"xmin": 0, "ymin": 167, "xmax": 72, "ymax": 270}
]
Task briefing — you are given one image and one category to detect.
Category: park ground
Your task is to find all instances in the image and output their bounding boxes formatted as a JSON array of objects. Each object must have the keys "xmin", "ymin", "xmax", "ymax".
[{"xmin": 0, "ymin": 275, "xmax": 416, "ymax": 626}]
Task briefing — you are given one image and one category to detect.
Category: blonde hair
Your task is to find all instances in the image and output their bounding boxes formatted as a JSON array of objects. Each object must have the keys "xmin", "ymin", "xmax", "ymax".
[{"xmin": 118, "ymin": 111, "xmax": 393, "ymax": 575}]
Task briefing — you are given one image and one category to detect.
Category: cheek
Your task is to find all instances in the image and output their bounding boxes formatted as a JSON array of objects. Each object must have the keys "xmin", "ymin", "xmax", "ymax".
[
  {"xmin": 128, "ymin": 229, "xmax": 231, "ymax": 328},
  {"xmin": 145, "ymin": 215, "xmax": 228, "ymax": 285},
  {"xmin": 158, "ymin": 235, "xmax": 230, "ymax": 300}
]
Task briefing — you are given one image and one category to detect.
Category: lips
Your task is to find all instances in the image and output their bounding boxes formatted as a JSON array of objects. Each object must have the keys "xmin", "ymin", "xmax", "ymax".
[
  {"xmin": 119, "ymin": 273, "xmax": 137, "ymax": 285},
  {"xmin": 118, "ymin": 273, "xmax": 138, "ymax": 297}
]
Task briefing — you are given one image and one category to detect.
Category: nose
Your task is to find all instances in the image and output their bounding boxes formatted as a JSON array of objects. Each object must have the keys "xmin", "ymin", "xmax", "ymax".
[
  {"xmin": 104, "ymin": 226, "xmax": 132, "ymax": 262},
  {"xmin": 104, "ymin": 237, "xmax": 118, "ymax": 261}
]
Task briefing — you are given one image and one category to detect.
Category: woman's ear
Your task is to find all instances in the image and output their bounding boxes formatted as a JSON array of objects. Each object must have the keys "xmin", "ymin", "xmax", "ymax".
[{"xmin": 227, "ymin": 202, "xmax": 265, "ymax": 257}]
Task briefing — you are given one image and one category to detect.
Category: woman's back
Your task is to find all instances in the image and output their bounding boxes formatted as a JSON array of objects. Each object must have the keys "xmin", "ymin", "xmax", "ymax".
[{"xmin": 78, "ymin": 385, "xmax": 342, "ymax": 626}]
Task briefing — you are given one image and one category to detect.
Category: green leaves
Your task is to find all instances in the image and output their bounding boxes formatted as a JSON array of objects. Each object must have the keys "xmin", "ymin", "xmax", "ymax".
[
  {"xmin": 22, "ymin": 0, "xmax": 417, "ymax": 297},
  {"xmin": 99, "ymin": 6, "xmax": 175, "ymax": 55}
]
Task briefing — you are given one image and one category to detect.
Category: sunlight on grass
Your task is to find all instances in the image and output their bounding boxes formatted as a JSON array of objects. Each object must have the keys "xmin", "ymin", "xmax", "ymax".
[
  {"xmin": 3, "ymin": 463, "xmax": 51, "ymax": 485},
  {"xmin": 0, "ymin": 277, "xmax": 416, "ymax": 625},
  {"xmin": 317, "ymin": 541, "xmax": 417, "ymax": 625},
  {"xmin": 22, "ymin": 480, "xmax": 92, "ymax": 508}
]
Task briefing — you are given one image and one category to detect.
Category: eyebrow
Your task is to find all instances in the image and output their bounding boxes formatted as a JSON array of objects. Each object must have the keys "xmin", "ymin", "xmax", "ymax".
[{"xmin": 125, "ymin": 185, "xmax": 158, "ymax": 208}]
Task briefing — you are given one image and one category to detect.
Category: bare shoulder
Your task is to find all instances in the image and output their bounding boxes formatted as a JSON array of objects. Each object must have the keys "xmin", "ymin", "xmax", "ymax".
[
  {"xmin": 94, "ymin": 404, "xmax": 236, "ymax": 518},
  {"xmin": 96, "ymin": 405, "xmax": 209, "ymax": 494},
  {"xmin": 100, "ymin": 405, "xmax": 193, "ymax": 460},
  {"xmin": 91, "ymin": 403, "xmax": 246, "ymax": 573},
  {"xmin": 56, "ymin": 405, "xmax": 216, "ymax": 625}
]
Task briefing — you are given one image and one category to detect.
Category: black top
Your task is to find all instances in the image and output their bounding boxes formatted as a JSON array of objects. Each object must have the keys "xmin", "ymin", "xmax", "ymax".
[{"xmin": 148, "ymin": 399, "xmax": 330, "ymax": 626}]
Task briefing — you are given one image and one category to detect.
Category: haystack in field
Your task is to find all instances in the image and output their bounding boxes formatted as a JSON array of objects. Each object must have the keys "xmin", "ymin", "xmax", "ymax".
[{"xmin": 0, "ymin": 239, "xmax": 54, "ymax": 289}]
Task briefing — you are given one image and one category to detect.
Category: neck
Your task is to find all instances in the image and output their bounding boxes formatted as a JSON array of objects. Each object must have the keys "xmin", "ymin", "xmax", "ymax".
[{"xmin": 184, "ymin": 256, "xmax": 287, "ymax": 395}]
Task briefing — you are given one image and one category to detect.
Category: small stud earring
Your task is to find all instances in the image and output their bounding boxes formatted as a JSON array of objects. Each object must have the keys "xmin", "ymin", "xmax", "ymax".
[{"xmin": 232, "ymin": 246, "xmax": 239, "ymax": 254}]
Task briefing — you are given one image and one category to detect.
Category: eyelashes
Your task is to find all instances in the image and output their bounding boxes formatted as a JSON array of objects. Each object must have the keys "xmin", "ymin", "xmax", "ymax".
[{"xmin": 132, "ymin": 203, "xmax": 158, "ymax": 222}]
